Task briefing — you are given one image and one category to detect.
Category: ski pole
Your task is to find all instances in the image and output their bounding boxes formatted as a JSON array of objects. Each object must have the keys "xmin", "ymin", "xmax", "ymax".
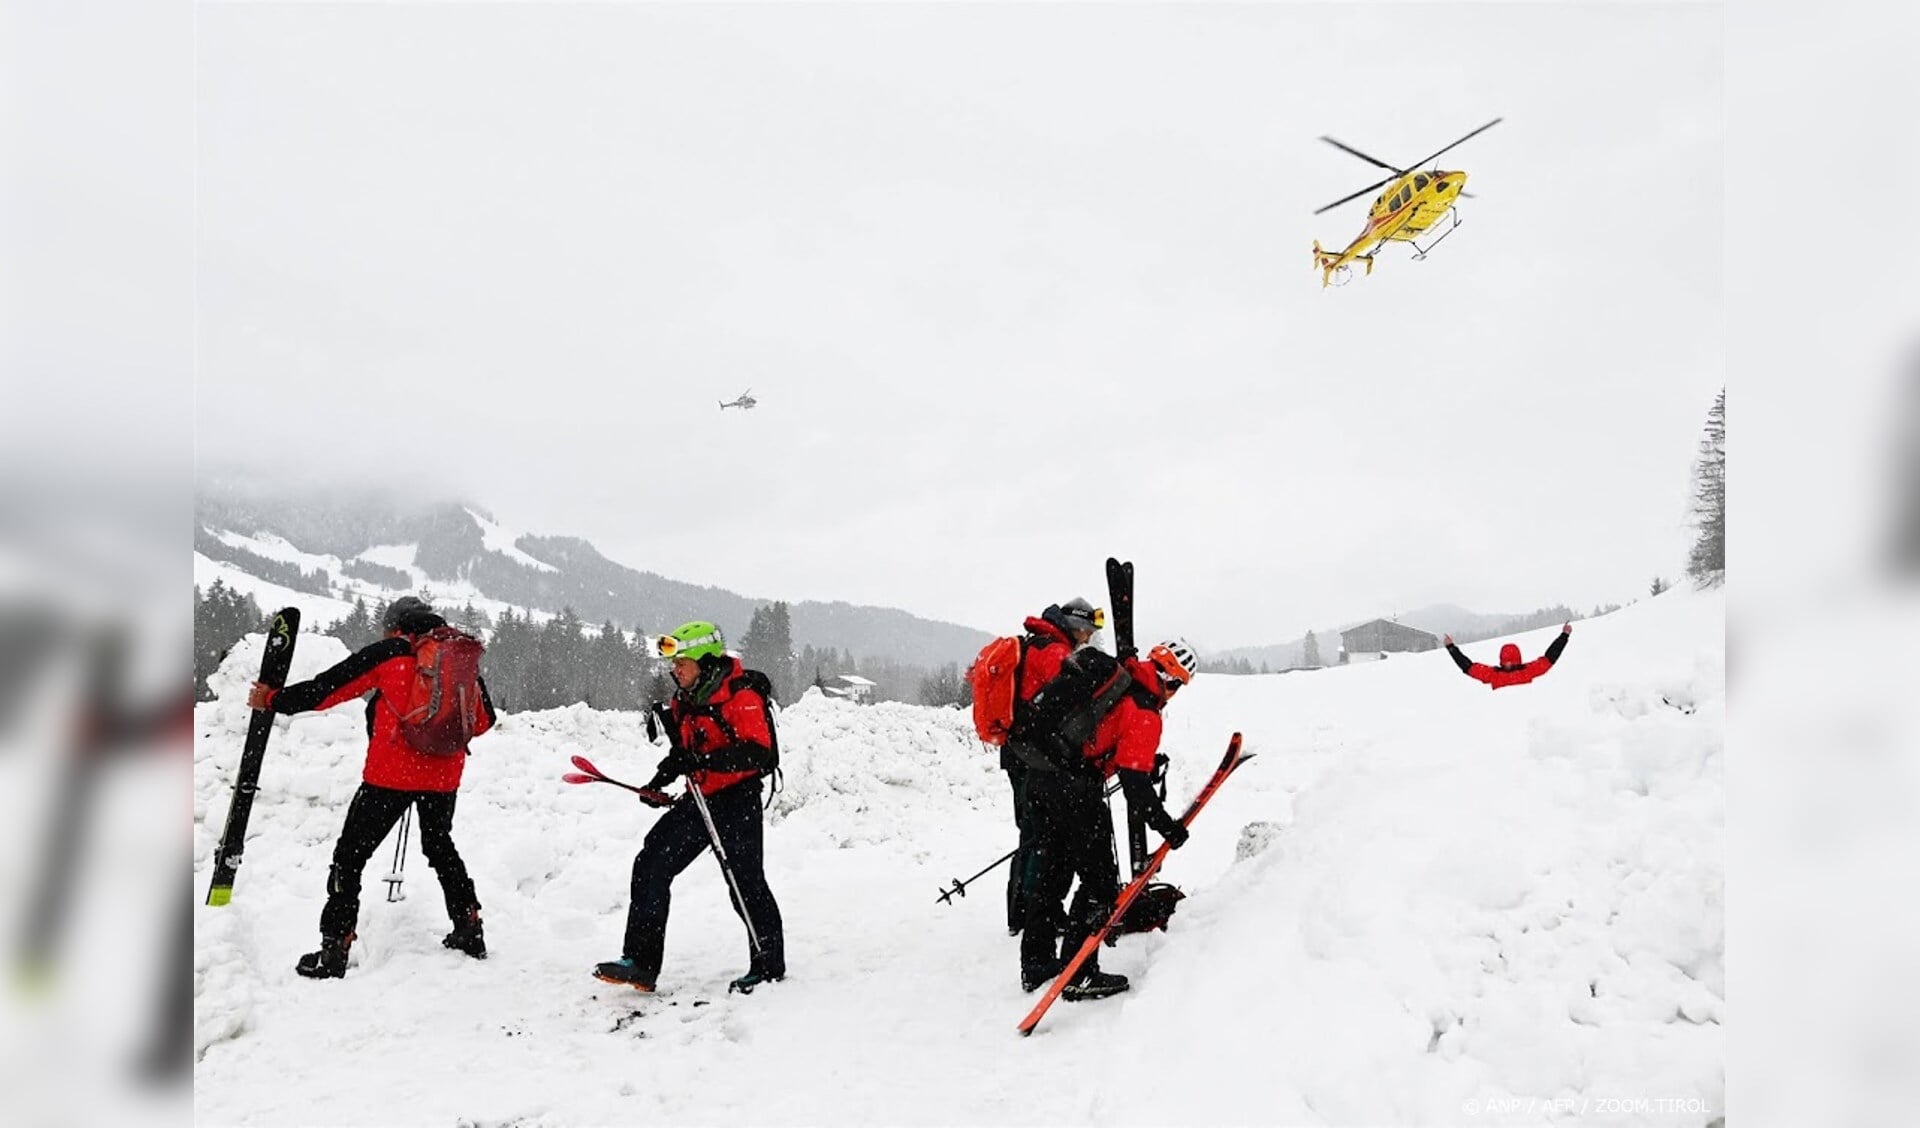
[
  {"xmin": 643, "ymin": 700, "xmax": 766, "ymax": 966},
  {"xmin": 684, "ymin": 777, "xmax": 766, "ymax": 966},
  {"xmin": 938, "ymin": 778, "xmax": 1121, "ymax": 904},
  {"xmin": 384, "ymin": 806, "xmax": 411, "ymax": 902},
  {"xmin": 936, "ymin": 846, "xmax": 1018, "ymax": 905}
]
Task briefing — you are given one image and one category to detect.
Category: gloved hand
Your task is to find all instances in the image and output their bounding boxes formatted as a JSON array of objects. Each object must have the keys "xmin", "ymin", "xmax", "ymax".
[
  {"xmin": 655, "ymin": 746, "xmax": 696, "ymax": 781},
  {"xmin": 1158, "ymin": 821, "xmax": 1190, "ymax": 850},
  {"xmin": 1116, "ymin": 645, "xmax": 1138, "ymax": 662},
  {"xmin": 635, "ymin": 787, "xmax": 674, "ymax": 809}
]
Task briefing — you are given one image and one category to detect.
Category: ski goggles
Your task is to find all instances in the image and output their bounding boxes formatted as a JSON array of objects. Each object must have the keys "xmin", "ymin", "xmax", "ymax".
[
  {"xmin": 653, "ymin": 630, "xmax": 722, "ymax": 659},
  {"xmin": 1061, "ymin": 606, "xmax": 1107, "ymax": 631}
]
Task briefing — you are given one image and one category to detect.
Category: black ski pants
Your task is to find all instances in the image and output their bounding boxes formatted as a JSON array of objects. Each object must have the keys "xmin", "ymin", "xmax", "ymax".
[
  {"xmin": 623, "ymin": 779, "xmax": 785, "ymax": 984},
  {"xmin": 1002, "ymin": 751, "xmax": 1034, "ymax": 933},
  {"xmin": 320, "ymin": 784, "xmax": 478, "ymax": 943},
  {"xmin": 1019, "ymin": 769, "xmax": 1118, "ymax": 982}
]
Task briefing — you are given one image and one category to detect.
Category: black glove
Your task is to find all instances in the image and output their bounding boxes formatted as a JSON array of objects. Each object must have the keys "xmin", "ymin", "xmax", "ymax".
[
  {"xmin": 635, "ymin": 786, "xmax": 674, "ymax": 809},
  {"xmin": 1159, "ymin": 821, "xmax": 1190, "ymax": 850},
  {"xmin": 1116, "ymin": 645, "xmax": 1138, "ymax": 662},
  {"xmin": 655, "ymin": 746, "xmax": 696, "ymax": 781}
]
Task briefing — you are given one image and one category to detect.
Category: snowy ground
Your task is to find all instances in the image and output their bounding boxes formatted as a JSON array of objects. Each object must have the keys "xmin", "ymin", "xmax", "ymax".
[{"xmin": 194, "ymin": 588, "xmax": 1722, "ymax": 1127}]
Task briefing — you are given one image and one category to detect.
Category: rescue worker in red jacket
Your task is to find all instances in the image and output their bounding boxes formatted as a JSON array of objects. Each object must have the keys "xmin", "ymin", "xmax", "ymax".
[
  {"xmin": 1000, "ymin": 597, "xmax": 1103, "ymax": 935},
  {"xmin": 247, "ymin": 596, "xmax": 495, "ymax": 979},
  {"xmin": 1019, "ymin": 638, "xmax": 1196, "ymax": 998},
  {"xmin": 1443, "ymin": 623, "xmax": 1572, "ymax": 689},
  {"xmin": 594, "ymin": 621, "xmax": 786, "ymax": 994}
]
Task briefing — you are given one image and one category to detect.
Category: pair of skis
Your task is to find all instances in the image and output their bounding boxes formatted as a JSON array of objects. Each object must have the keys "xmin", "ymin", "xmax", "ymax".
[{"xmin": 1105, "ymin": 557, "xmax": 1151, "ymax": 878}]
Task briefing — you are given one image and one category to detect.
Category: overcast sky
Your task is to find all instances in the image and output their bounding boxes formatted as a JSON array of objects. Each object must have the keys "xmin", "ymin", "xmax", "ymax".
[{"xmin": 194, "ymin": 2, "xmax": 1721, "ymax": 651}]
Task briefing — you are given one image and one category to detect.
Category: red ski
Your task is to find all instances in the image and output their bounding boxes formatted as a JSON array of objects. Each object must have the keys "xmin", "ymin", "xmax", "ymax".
[{"xmin": 1018, "ymin": 732, "xmax": 1252, "ymax": 1036}]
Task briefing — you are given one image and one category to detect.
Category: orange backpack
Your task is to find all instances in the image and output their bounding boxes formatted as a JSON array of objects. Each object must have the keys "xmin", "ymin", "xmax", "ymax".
[
  {"xmin": 967, "ymin": 636, "xmax": 1026, "ymax": 746},
  {"xmin": 396, "ymin": 626, "xmax": 493, "ymax": 756}
]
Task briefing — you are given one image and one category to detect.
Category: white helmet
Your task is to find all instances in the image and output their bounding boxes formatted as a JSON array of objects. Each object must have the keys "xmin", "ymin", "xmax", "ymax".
[{"xmin": 1147, "ymin": 637, "xmax": 1198, "ymax": 685}]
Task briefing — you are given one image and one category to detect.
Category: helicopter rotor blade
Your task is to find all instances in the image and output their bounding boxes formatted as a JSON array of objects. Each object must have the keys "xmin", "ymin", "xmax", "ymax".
[
  {"xmin": 1408, "ymin": 117, "xmax": 1503, "ymax": 172},
  {"xmin": 1313, "ymin": 173, "xmax": 1398, "ymax": 216},
  {"xmin": 1318, "ymin": 136, "xmax": 1404, "ymax": 174}
]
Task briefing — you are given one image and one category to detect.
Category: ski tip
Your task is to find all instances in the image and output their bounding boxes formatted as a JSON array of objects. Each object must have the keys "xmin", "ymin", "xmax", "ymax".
[{"xmin": 205, "ymin": 885, "xmax": 232, "ymax": 907}]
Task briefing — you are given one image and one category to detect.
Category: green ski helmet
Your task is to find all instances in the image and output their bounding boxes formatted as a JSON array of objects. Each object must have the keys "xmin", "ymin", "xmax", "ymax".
[{"xmin": 655, "ymin": 620, "xmax": 726, "ymax": 662}]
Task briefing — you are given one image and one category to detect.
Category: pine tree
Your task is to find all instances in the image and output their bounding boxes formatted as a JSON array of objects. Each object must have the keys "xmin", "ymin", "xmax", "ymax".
[
  {"xmin": 1651, "ymin": 576, "xmax": 1671, "ymax": 596},
  {"xmin": 328, "ymin": 596, "xmax": 376, "ymax": 651},
  {"xmin": 1302, "ymin": 630, "xmax": 1323, "ymax": 669},
  {"xmin": 193, "ymin": 580, "xmax": 264, "ymax": 699},
  {"xmin": 917, "ymin": 662, "xmax": 968, "ymax": 707},
  {"xmin": 738, "ymin": 603, "xmax": 796, "ymax": 704},
  {"xmin": 457, "ymin": 601, "xmax": 491, "ymax": 635},
  {"xmin": 1686, "ymin": 387, "xmax": 1726, "ymax": 581}
]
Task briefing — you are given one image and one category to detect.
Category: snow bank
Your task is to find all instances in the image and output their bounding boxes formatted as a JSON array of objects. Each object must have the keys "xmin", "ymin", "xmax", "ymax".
[{"xmin": 194, "ymin": 589, "xmax": 1722, "ymax": 1127}]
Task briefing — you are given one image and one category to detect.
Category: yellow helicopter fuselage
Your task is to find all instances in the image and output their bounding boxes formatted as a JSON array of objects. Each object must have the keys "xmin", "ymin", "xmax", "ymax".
[{"xmin": 1313, "ymin": 169, "xmax": 1467, "ymax": 286}]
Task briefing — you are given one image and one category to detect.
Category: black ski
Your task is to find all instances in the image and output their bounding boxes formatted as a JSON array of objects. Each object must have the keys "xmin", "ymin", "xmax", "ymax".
[
  {"xmin": 204, "ymin": 607, "xmax": 300, "ymax": 906},
  {"xmin": 1106, "ymin": 557, "xmax": 1147, "ymax": 875},
  {"xmin": 1105, "ymin": 557, "xmax": 1135, "ymax": 656}
]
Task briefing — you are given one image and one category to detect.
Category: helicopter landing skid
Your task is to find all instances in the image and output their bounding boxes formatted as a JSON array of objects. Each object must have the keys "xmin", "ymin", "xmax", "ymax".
[{"xmin": 1411, "ymin": 209, "xmax": 1462, "ymax": 261}]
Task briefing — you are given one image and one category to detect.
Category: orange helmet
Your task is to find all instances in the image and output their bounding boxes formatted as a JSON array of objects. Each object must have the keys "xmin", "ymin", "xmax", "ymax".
[{"xmin": 1147, "ymin": 638, "xmax": 1198, "ymax": 685}]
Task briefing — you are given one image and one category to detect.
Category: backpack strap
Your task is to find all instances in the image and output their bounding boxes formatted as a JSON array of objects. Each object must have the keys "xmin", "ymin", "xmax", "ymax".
[
  {"xmin": 1007, "ymin": 636, "xmax": 1032, "ymax": 723},
  {"xmin": 682, "ymin": 670, "xmax": 780, "ymax": 787}
]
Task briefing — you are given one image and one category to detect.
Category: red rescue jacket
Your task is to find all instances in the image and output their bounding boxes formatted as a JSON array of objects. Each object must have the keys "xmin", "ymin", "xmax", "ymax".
[
  {"xmin": 1448, "ymin": 634, "xmax": 1569, "ymax": 690},
  {"xmin": 1016, "ymin": 616, "xmax": 1076, "ymax": 705},
  {"xmin": 268, "ymin": 635, "xmax": 496, "ymax": 793},
  {"xmin": 670, "ymin": 656, "xmax": 773, "ymax": 798},
  {"xmin": 1082, "ymin": 656, "xmax": 1169, "ymax": 777}
]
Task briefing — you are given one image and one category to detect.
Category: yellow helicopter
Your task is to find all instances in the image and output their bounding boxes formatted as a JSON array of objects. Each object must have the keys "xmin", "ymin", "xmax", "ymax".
[{"xmin": 1311, "ymin": 117, "xmax": 1501, "ymax": 287}]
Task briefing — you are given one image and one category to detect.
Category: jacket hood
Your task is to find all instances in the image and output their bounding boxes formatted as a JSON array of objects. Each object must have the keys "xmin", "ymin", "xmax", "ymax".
[
  {"xmin": 1024, "ymin": 616, "xmax": 1073, "ymax": 647},
  {"xmin": 1498, "ymin": 643, "xmax": 1523, "ymax": 668}
]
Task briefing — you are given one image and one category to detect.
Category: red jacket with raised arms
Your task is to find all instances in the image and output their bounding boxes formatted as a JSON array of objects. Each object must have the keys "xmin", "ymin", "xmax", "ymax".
[{"xmin": 1448, "ymin": 633, "xmax": 1570, "ymax": 690}]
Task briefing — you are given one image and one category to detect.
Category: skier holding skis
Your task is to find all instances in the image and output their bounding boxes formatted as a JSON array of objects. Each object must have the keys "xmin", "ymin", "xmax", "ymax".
[
  {"xmin": 1443, "ymin": 623, "xmax": 1572, "ymax": 689},
  {"xmin": 1019, "ymin": 638, "xmax": 1198, "ymax": 999},
  {"xmin": 246, "ymin": 596, "xmax": 495, "ymax": 979},
  {"xmin": 594, "ymin": 621, "xmax": 787, "ymax": 994},
  {"xmin": 999, "ymin": 597, "xmax": 1104, "ymax": 935}
]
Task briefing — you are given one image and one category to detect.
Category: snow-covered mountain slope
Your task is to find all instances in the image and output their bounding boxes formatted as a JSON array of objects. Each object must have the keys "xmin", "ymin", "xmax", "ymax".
[{"xmin": 193, "ymin": 587, "xmax": 1723, "ymax": 1126}]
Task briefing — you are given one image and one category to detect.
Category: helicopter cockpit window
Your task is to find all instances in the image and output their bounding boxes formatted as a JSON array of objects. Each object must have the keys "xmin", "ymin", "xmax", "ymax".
[
  {"xmin": 1392, "ymin": 188, "xmax": 1410, "ymax": 209},
  {"xmin": 1414, "ymin": 173, "xmax": 1430, "ymax": 191}
]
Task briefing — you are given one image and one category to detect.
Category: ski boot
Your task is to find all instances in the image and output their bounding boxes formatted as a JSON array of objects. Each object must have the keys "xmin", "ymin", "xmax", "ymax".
[
  {"xmin": 1061, "ymin": 967, "xmax": 1129, "ymax": 1001},
  {"xmin": 295, "ymin": 935, "xmax": 352, "ymax": 980},
  {"xmin": 729, "ymin": 963, "xmax": 785, "ymax": 995},
  {"xmin": 592, "ymin": 958, "xmax": 655, "ymax": 991},
  {"xmin": 1020, "ymin": 957, "xmax": 1063, "ymax": 994},
  {"xmin": 442, "ymin": 908, "xmax": 486, "ymax": 959}
]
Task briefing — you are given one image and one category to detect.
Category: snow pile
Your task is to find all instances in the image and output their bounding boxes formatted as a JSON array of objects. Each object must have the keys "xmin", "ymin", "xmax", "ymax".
[{"xmin": 194, "ymin": 588, "xmax": 1722, "ymax": 1126}]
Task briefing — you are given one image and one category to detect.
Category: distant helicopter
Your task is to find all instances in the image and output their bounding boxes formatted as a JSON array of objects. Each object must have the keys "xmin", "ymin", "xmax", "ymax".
[
  {"xmin": 718, "ymin": 388, "xmax": 757, "ymax": 411},
  {"xmin": 1311, "ymin": 117, "xmax": 1501, "ymax": 287}
]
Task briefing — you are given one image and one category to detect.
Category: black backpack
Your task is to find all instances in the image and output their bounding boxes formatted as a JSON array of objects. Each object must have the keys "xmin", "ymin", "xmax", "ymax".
[{"xmin": 1015, "ymin": 647, "xmax": 1134, "ymax": 771}]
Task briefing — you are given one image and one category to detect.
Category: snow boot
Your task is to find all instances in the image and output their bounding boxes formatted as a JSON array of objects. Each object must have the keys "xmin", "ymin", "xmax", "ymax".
[
  {"xmin": 295, "ymin": 936, "xmax": 352, "ymax": 980},
  {"xmin": 728, "ymin": 966, "xmax": 784, "ymax": 995},
  {"xmin": 442, "ymin": 908, "xmax": 486, "ymax": 959},
  {"xmin": 1021, "ymin": 957, "xmax": 1063, "ymax": 994},
  {"xmin": 1061, "ymin": 967, "xmax": 1129, "ymax": 1001},
  {"xmin": 592, "ymin": 958, "xmax": 655, "ymax": 991}
]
